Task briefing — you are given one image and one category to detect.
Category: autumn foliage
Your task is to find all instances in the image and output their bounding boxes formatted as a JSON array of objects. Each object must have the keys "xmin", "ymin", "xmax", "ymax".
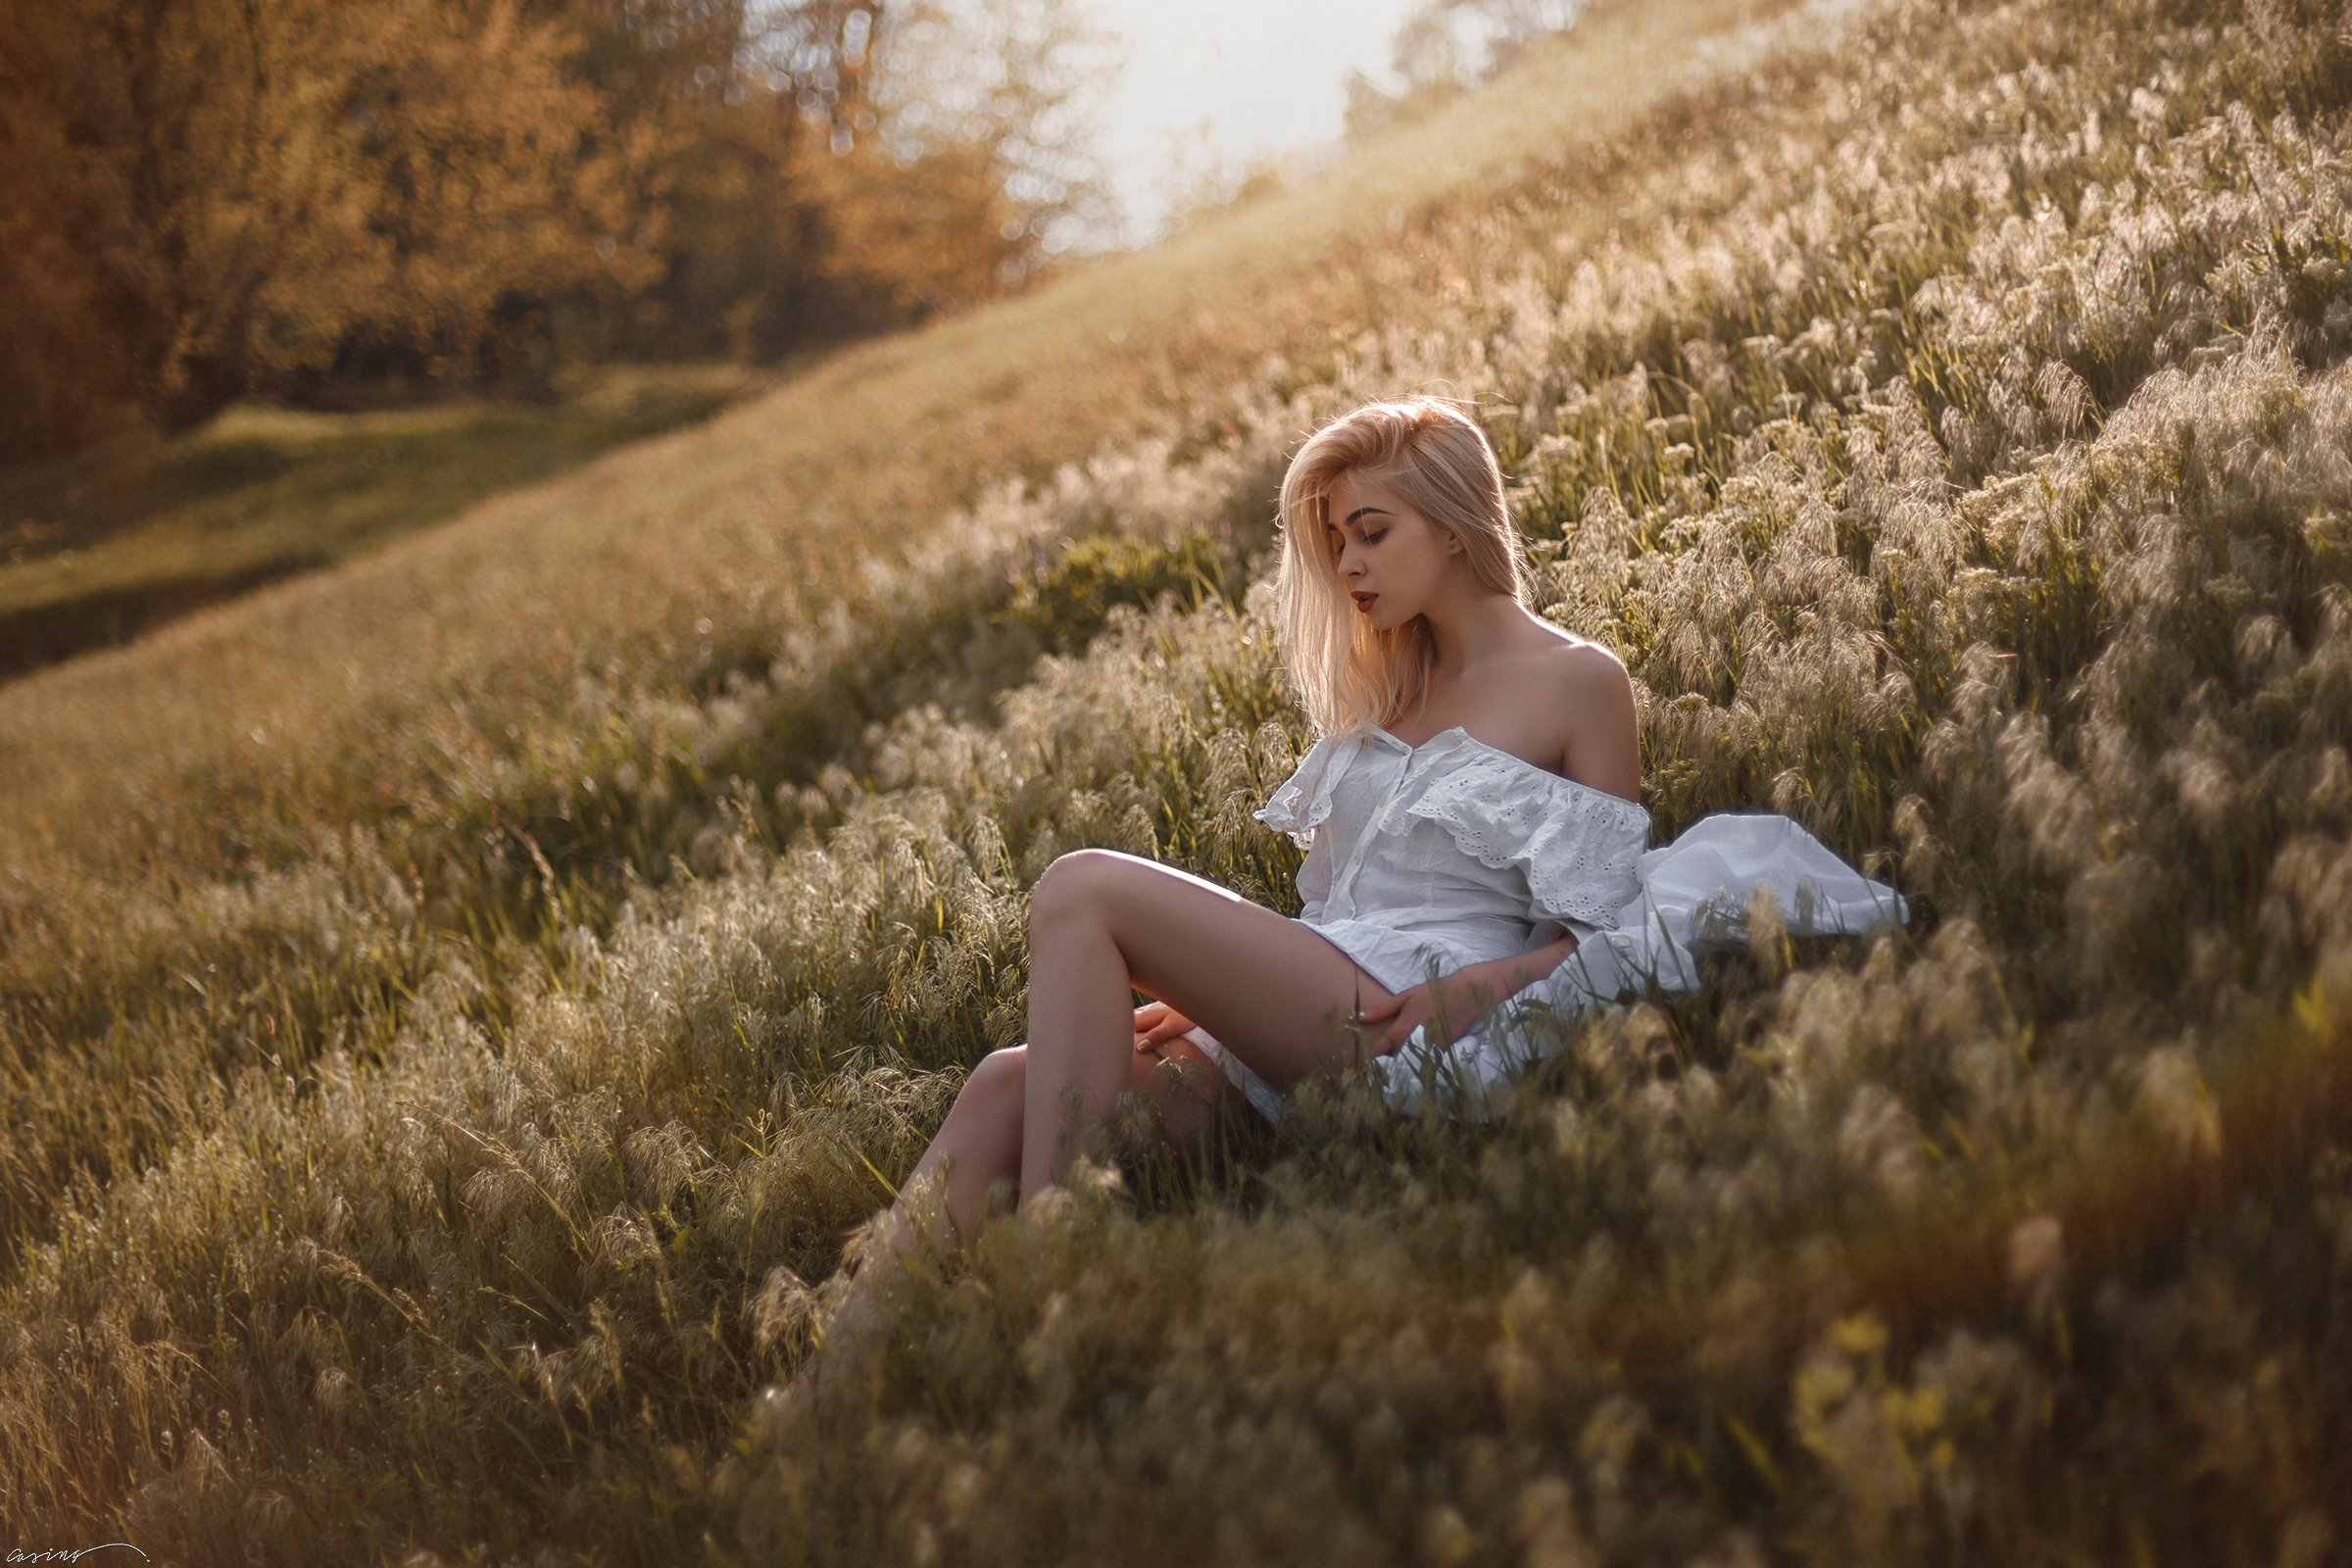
[{"xmin": 0, "ymin": 0, "xmax": 1103, "ymax": 458}]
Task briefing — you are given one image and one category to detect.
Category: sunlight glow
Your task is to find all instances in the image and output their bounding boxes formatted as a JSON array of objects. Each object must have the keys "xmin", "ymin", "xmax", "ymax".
[{"xmin": 1078, "ymin": 0, "xmax": 1426, "ymax": 246}]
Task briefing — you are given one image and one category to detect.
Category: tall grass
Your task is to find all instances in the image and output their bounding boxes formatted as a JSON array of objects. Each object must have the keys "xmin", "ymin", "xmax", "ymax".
[{"xmin": 5, "ymin": 0, "xmax": 2352, "ymax": 1561}]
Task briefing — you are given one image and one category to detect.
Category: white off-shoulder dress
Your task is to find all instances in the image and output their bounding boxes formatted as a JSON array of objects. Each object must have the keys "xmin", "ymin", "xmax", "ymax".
[{"xmin": 1179, "ymin": 723, "xmax": 1908, "ymax": 1121}]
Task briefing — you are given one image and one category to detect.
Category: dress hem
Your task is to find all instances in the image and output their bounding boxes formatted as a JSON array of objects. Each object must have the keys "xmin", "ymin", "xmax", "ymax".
[{"xmin": 1186, "ymin": 915, "xmax": 1513, "ymax": 1124}]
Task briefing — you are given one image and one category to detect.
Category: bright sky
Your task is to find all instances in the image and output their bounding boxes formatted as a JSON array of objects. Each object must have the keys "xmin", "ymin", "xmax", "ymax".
[{"xmin": 1074, "ymin": 0, "xmax": 1426, "ymax": 247}]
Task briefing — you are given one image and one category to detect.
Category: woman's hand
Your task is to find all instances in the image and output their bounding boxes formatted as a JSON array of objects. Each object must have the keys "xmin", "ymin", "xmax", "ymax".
[
  {"xmin": 1353, "ymin": 964, "xmax": 1508, "ymax": 1054},
  {"xmin": 1133, "ymin": 1000, "xmax": 1198, "ymax": 1054},
  {"xmin": 1354, "ymin": 937, "xmax": 1584, "ymax": 1054}
]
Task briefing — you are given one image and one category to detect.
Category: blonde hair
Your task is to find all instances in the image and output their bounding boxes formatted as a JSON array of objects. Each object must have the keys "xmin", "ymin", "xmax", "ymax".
[{"xmin": 1272, "ymin": 395, "xmax": 1534, "ymax": 737}]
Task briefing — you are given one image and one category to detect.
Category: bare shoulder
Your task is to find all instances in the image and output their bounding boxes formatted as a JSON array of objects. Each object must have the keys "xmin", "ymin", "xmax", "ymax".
[
  {"xmin": 1530, "ymin": 628, "xmax": 1629, "ymax": 690},
  {"xmin": 1529, "ymin": 629, "xmax": 1641, "ymax": 803}
]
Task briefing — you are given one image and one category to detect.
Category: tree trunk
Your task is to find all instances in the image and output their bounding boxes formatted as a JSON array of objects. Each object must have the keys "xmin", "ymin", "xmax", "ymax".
[{"xmin": 149, "ymin": 353, "xmax": 248, "ymax": 436}]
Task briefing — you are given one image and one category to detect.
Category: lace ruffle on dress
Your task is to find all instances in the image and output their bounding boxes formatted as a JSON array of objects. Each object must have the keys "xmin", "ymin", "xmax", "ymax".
[{"xmin": 1180, "ymin": 724, "xmax": 1908, "ymax": 1122}]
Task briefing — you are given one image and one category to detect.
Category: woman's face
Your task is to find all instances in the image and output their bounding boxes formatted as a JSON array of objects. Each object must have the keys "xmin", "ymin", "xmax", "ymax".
[{"xmin": 1323, "ymin": 467, "xmax": 1464, "ymax": 630}]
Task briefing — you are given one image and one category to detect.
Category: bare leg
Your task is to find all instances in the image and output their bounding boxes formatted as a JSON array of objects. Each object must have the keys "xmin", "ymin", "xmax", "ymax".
[
  {"xmin": 824, "ymin": 1034, "xmax": 1228, "ymax": 1372},
  {"xmin": 1021, "ymin": 849, "xmax": 1399, "ymax": 1198},
  {"xmin": 779, "ymin": 1033, "xmax": 1220, "ymax": 1416},
  {"xmin": 885, "ymin": 1047, "xmax": 1029, "ymax": 1259},
  {"xmin": 808, "ymin": 1049, "xmax": 1024, "ymax": 1382}
]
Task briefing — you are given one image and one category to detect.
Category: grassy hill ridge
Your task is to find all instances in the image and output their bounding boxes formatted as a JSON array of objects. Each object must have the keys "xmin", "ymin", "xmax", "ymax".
[{"xmin": 6, "ymin": 0, "xmax": 2352, "ymax": 1561}]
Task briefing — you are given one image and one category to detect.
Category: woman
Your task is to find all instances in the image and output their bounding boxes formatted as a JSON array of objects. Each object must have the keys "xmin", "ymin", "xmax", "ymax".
[{"xmin": 809, "ymin": 394, "xmax": 1661, "ymax": 1371}]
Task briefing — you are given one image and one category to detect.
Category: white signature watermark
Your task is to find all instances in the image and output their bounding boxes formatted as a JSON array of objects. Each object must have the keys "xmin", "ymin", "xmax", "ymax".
[{"xmin": 5, "ymin": 1547, "xmax": 149, "ymax": 1564}]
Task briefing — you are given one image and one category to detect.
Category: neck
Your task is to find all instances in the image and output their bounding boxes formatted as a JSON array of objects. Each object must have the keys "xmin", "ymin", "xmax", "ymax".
[{"xmin": 1417, "ymin": 578, "xmax": 1521, "ymax": 678}]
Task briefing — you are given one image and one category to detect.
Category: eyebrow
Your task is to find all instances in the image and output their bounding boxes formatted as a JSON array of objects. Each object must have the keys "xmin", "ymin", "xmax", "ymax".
[{"xmin": 1335, "ymin": 506, "xmax": 1393, "ymax": 527}]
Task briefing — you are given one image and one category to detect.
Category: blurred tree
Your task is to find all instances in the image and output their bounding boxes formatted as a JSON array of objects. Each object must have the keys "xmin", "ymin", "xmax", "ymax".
[
  {"xmin": 1459, "ymin": 0, "xmax": 1590, "ymax": 74},
  {"xmin": 355, "ymin": 0, "xmax": 1113, "ymax": 370},
  {"xmin": 515, "ymin": 0, "xmax": 873, "ymax": 364},
  {"xmin": 806, "ymin": 0, "xmax": 1115, "ymax": 321},
  {"xmin": 0, "ymin": 0, "xmax": 1114, "ymax": 459},
  {"xmin": 1147, "ymin": 122, "xmax": 1292, "ymax": 240},
  {"xmin": 0, "ymin": 113, "xmax": 117, "ymax": 457},
  {"xmin": 0, "ymin": 0, "xmax": 662, "ymax": 452},
  {"xmin": 1346, "ymin": 0, "xmax": 1591, "ymax": 139}
]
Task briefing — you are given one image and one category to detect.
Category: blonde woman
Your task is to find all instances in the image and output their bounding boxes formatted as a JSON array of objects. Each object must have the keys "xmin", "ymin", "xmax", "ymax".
[
  {"xmin": 797, "ymin": 395, "xmax": 1658, "ymax": 1367},
  {"xmin": 797, "ymin": 393, "xmax": 1906, "ymax": 1392}
]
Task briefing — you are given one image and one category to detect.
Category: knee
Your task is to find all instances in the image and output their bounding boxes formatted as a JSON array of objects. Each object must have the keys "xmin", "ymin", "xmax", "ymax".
[
  {"xmin": 963, "ymin": 1045, "xmax": 1027, "ymax": 1106},
  {"xmin": 1029, "ymin": 848, "xmax": 1120, "ymax": 930}
]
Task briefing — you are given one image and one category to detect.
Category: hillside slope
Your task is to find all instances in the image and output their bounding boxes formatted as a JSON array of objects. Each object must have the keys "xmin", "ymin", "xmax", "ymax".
[
  {"xmin": 0, "ymin": 0, "xmax": 1818, "ymax": 889},
  {"xmin": 0, "ymin": 364, "xmax": 762, "ymax": 676},
  {"xmin": 6, "ymin": 0, "xmax": 2352, "ymax": 1562}
]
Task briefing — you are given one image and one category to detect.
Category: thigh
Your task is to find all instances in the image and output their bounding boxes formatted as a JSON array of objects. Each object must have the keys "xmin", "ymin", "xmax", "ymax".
[{"xmin": 1037, "ymin": 849, "xmax": 1401, "ymax": 1090}]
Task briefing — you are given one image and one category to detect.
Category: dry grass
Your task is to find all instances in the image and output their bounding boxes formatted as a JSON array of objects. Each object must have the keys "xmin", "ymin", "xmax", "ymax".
[
  {"xmin": 0, "ymin": 363, "xmax": 762, "ymax": 676},
  {"xmin": 5, "ymin": 0, "xmax": 2351, "ymax": 1562}
]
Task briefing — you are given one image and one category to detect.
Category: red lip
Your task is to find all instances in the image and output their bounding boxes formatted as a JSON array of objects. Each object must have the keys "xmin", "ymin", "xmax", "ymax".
[{"xmin": 1351, "ymin": 592, "xmax": 1378, "ymax": 611}]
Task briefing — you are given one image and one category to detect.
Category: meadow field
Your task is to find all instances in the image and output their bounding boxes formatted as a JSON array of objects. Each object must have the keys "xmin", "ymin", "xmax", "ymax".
[
  {"xmin": 0, "ymin": 364, "xmax": 765, "ymax": 677},
  {"xmin": 4, "ymin": 0, "xmax": 2351, "ymax": 1560}
]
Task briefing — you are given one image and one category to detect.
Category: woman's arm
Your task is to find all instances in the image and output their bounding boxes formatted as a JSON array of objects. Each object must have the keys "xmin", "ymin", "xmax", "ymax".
[
  {"xmin": 1354, "ymin": 931, "xmax": 1581, "ymax": 1054},
  {"xmin": 1462, "ymin": 932, "xmax": 1580, "ymax": 997}
]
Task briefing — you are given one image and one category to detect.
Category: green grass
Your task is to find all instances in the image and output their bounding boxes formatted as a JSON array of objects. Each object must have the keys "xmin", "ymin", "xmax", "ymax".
[{"xmin": 0, "ymin": 363, "xmax": 763, "ymax": 674}]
